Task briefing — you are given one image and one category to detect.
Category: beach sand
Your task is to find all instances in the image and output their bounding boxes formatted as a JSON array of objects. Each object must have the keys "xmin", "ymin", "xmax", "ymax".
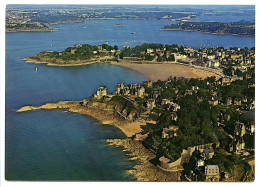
[
  {"xmin": 116, "ymin": 62, "xmax": 221, "ymax": 81},
  {"xmin": 23, "ymin": 57, "xmax": 221, "ymax": 81}
]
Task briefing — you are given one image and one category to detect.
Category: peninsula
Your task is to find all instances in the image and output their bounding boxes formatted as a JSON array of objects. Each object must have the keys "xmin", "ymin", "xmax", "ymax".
[
  {"xmin": 17, "ymin": 67, "xmax": 255, "ymax": 181},
  {"xmin": 6, "ymin": 23, "xmax": 56, "ymax": 32},
  {"xmin": 22, "ymin": 43, "xmax": 255, "ymax": 81},
  {"xmin": 162, "ymin": 21, "xmax": 255, "ymax": 36}
]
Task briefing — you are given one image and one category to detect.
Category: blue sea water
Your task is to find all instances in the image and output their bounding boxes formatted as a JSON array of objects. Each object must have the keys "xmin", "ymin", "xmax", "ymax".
[{"xmin": 5, "ymin": 16, "xmax": 255, "ymax": 181}]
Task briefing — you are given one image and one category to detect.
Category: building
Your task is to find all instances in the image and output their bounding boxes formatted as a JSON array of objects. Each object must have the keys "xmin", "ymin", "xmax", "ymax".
[
  {"xmin": 205, "ymin": 165, "xmax": 220, "ymax": 181},
  {"xmin": 221, "ymin": 76, "xmax": 232, "ymax": 86},
  {"xmin": 169, "ymin": 103, "xmax": 180, "ymax": 111},
  {"xmin": 185, "ymin": 90, "xmax": 193, "ymax": 95},
  {"xmin": 202, "ymin": 147, "xmax": 215, "ymax": 159},
  {"xmin": 208, "ymin": 98, "xmax": 218, "ymax": 106},
  {"xmin": 94, "ymin": 86, "xmax": 107, "ymax": 98},
  {"xmin": 147, "ymin": 99, "xmax": 156, "ymax": 110},
  {"xmin": 74, "ymin": 44, "xmax": 82, "ymax": 48},
  {"xmin": 229, "ymin": 137, "xmax": 245, "ymax": 154},
  {"xmin": 162, "ymin": 125, "xmax": 179, "ymax": 139},
  {"xmin": 242, "ymin": 96, "xmax": 247, "ymax": 103},
  {"xmin": 226, "ymin": 97, "xmax": 232, "ymax": 105},
  {"xmin": 249, "ymin": 123, "xmax": 255, "ymax": 134},
  {"xmin": 143, "ymin": 80, "xmax": 153, "ymax": 88},
  {"xmin": 174, "ymin": 53, "xmax": 187, "ymax": 61},
  {"xmin": 249, "ymin": 101, "xmax": 255, "ymax": 110},
  {"xmin": 58, "ymin": 51, "xmax": 63, "ymax": 56},
  {"xmin": 234, "ymin": 98, "xmax": 241, "ymax": 106},
  {"xmin": 70, "ymin": 48, "xmax": 76, "ymax": 54},
  {"xmin": 152, "ymin": 90, "xmax": 160, "ymax": 99},
  {"xmin": 198, "ymin": 52, "xmax": 207, "ymax": 60},
  {"xmin": 234, "ymin": 122, "xmax": 246, "ymax": 137},
  {"xmin": 212, "ymin": 60, "xmax": 220, "ymax": 68},
  {"xmin": 115, "ymin": 82, "xmax": 124, "ymax": 94},
  {"xmin": 197, "ymin": 159, "xmax": 205, "ymax": 167},
  {"xmin": 146, "ymin": 48, "xmax": 154, "ymax": 54},
  {"xmin": 161, "ymin": 99, "xmax": 171, "ymax": 105},
  {"xmin": 171, "ymin": 112, "xmax": 178, "ymax": 121},
  {"xmin": 191, "ymin": 86, "xmax": 199, "ymax": 91},
  {"xmin": 137, "ymin": 87, "xmax": 145, "ymax": 97}
]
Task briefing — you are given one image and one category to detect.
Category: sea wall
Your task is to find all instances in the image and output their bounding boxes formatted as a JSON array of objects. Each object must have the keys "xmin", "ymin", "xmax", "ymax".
[{"xmin": 159, "ymin": 142, "xmax": 219, "ymax": 170}]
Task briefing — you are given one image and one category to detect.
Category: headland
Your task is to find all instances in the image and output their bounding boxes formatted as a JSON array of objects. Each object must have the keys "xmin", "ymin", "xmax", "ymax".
[
  {"xmin": 22, "ymin": 43, "xmax": 226, "ymax": 81},
  {"xmin": 16, "ymin": 70, "xmax": 255, "ymax": 181}
]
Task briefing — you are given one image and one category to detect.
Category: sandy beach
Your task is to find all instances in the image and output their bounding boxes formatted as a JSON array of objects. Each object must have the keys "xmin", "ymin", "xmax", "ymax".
[
  {"xmin": 23, "ymin": 56, "xmax": 221, "ymax": 81},
  {"xmin": 115, "ymin": 62, "xmax": 221, "ymax": 81}
]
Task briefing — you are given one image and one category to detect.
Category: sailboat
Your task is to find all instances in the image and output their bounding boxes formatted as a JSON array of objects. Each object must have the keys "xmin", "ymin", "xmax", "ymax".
[{"xmin": 35, "ymin": 67, "xmax": 38, "ymax": 72}]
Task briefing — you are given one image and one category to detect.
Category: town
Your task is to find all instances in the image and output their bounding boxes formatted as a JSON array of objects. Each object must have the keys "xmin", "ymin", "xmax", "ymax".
[{"xmin": 79, "ymin": 62, "xmax": 255, "ymax": 181}]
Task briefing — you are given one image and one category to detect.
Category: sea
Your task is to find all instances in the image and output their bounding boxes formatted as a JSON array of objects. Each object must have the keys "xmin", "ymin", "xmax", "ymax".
[{"xmin": 5, "ymin": 13, "xmax": 255, "ymax": 181}]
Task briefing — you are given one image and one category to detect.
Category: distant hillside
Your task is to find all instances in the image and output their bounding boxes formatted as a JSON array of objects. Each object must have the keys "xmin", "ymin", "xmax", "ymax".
[
  {"xmin": 6, "ymin": 23, "xmax": 56, "ymax": 32},
  {"xmin": 162, "ymin": 21, "xmax": 255, "ymax": 36}
]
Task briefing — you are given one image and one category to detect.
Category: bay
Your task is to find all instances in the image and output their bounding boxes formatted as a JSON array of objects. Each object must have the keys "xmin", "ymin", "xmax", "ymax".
[{"xmin": 5, "ymin": 17, "xmax": 255, "ymax": 181}]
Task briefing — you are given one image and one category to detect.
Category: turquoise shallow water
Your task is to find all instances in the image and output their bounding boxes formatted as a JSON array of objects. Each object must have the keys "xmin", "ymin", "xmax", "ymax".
[{"xmin": 5, "ymin": 17, "xmax": 254, "ymax": 181}]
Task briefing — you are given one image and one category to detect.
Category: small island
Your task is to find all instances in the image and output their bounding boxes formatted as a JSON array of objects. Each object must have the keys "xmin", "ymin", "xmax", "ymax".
[
  {"xmin": 162, "ymin": 21, "xmax": 255, "ymax": 36},
  {"xmin": 6, "ymin": 23, "xmax": 56, "ymax": 32},
  {"xmin": 115, "ymin": 23, "xmax": 126, "ymax": 26}
]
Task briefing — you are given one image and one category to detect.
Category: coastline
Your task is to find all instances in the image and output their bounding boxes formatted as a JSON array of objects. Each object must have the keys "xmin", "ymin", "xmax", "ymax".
[
  {"xmin": 107, "ymin": 139, "xmax": 180, "ymax": 181},
  {"xmin": 23, "ymin": 57, "xmax": 221, "ymax": 81},
  {"xmin": 23, "ymin": 57, "xmax": 97, "ymax": 67},
  {"xmin": 6, "ymin": 28, "xmax": 56, "ymax": 32},
  {"xmin": 16, "ymin": 100, "xmax": 180, "ymax": 181},
  {"xmin": 16, "ymin": 101, "xmax": 146, "ymax": 138},
  {"xmin": 161, "ymin": 28, "xmax": 255, "ymax": 37}
]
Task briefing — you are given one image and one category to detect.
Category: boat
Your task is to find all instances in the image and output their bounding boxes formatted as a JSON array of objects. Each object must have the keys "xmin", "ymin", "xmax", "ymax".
[
  {"xmin": 130, "ymin": 32, "xmax": 136, "ymax": 34},
  {"xmin": 35, "ymin": 67, "xmax": 38, "ymax": 72}
]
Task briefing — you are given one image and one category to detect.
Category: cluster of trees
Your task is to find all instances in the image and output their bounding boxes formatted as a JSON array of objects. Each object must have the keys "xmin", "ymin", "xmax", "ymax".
[
  {"xmin": 41, "ymin": 43, "xmax": 119, "ymax": 61},
  {"xmin": 37, "ymin": 42, "xmax": 197, "ymax": 62},
  {"xmin": 142, "ymin": 77, "xmax": 230, "ymax": 161},
  {"xmin": 141, "ymin": 73, "xmax": 254, "ymax": 162},
  {"xmin": 119, "ymin": 43, "xmax": 186, "ymax": 61},
  {"xmin": 220, "ymin": 74, "xmax": 255, "ymax": 102},
  {"xmin": 206, "ymin": 150, "xmax": 252, "ymax": 181},
  {"xmin": 182, "ymin": 149, "xmax": 252, "ymax": 181},
  {"xmin": 108, "ymin": 95, "xmax": 141, "ymax": 116}
]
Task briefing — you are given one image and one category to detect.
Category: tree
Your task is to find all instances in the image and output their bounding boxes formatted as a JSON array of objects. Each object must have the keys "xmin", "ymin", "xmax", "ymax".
[
  {"xmin": 168, "ymin": 54, "xmax": 175, "ymax": 61},
  {"xmin": 114, "ymin": 45, "xmax": 119, "ymax": 50}
]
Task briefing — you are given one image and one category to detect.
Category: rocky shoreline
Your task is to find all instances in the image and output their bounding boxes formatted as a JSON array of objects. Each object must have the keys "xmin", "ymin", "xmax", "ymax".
[
  {"xmin": 17, "ymin": 100, "xmax": 181, "ymax": 181},
  {"xmin": 23, "ymin": 57, "xmax": 98, "ymax": 67},
  {"xmin": 107, "ymin": 139, "xmax": 180, "ymax": 181},
  {"xmin": 16, "ymin": 100, "xmax": 145, "ymax": 137}
]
